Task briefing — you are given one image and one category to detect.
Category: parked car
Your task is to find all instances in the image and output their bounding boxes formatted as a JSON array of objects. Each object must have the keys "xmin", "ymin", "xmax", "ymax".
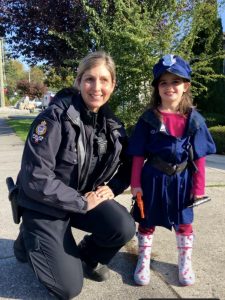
[{"xmin": 33, "ymin": 98, "xmax": 42, "ymax": 108}]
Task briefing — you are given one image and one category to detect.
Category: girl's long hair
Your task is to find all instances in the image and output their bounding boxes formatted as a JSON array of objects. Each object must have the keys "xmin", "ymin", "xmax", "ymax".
[{"xmin": 150, "ymin": 80, "xmax": 194, "ymax": 116}]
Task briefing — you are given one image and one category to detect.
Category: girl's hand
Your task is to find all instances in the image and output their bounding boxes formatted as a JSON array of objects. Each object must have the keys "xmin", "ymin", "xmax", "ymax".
[
  {"xmin": 191, "ymin": 194, "xmax": 205, "ymax": 201},
  {"xmin": 131, "ymin": 187, "xmax": 143, "ymax": 197},
  {"xmin": 194, "ymin": 195, "xmax": 204, "ymax": 199},
  {"xmin": 95, "ymin": 185, "xmax": 115, "ymax": 200}
]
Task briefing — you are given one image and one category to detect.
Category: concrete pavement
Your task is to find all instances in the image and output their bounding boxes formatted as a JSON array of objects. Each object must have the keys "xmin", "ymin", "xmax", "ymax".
[{"xmin": 0, "ymin": 108, "xmax": 225, "ymax": 300}]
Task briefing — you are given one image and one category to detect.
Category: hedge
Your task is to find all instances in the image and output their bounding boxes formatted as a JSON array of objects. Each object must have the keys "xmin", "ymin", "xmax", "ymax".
[{"xmin": 209, "ymin": 126, "xmax": 225, "ymax": 155}]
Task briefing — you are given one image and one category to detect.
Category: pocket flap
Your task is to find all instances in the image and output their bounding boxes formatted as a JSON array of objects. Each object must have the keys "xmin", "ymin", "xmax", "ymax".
[{"xmin": 59, "ymin": 148, "xmax": 77, "ymax": 164}]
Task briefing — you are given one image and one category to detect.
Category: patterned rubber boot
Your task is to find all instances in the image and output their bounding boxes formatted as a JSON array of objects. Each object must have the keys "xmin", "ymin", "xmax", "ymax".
[
  {"xmin": 134, "ymin": 232, "xmax": 153, "ymax": 285},
  {"xmin": 176, "ymin": 233, "xmax": 195, "ymax": 286}
]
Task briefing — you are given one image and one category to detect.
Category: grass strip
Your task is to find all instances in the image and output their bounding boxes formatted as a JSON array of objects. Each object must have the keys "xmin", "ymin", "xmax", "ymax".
[{"xmin": 6, "ymin": 118, "xmax": 33, "ymax": 142}]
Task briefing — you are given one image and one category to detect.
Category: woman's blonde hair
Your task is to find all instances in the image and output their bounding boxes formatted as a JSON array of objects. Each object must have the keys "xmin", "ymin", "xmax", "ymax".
[{"xmin": 74, "ymin": 51, "xmax": 116, "ymax": 89}]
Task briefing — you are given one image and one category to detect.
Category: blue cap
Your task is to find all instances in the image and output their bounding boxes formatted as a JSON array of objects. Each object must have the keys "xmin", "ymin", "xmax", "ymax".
[{"xmin": 152, "ymin": 54, "xmax": 192, "ymax": 86}]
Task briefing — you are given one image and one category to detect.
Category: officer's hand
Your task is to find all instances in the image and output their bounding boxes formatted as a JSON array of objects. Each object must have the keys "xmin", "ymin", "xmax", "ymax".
[
  {"xmin": 131, "ymin": 187, "xmax": 143, "ymax": 197},
  {"xmin": 95, "ymin": 185, "xmax": 114, "ymax": 200},
  {"xmin": 85, "ymin": 191, "xmax": 107, "ymax": 211}
]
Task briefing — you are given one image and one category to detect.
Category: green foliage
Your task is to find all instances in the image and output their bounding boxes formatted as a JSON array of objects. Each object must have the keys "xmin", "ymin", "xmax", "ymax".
[
  {"xmin": 2, "ymin": 0, "xmax": 225, "ymax": 125},
  {"xmin": 79, "ymin": 0, "xmax": 225, "ymax": 125},
  {"xmin": 209, "ymin": 126, "xmax": 225, "ymax": 154},
  {"xmin": 5, "ymin": 59, "xmax": 26, "ymax": 98},
  {"xmin": 203, "ymin": 113, "xmax": 225, "ymax": 127},
  {"xmin": 44, "ymin": 67, "xmax": 74, "ymax": 90},
  {"xmin": 5, "ymin": 58, "xmax": 47, "ymax": 101},
  {"xmin": 30, "ymin": 66, "xmax": 45, "ymax": 84},
  {"xmin": 80, "ymin": 0, "xmax": 197, "ymax": 123},
  {"xmin": 189, "ymin": 1, "xmax": 225, "ymax": 112}
]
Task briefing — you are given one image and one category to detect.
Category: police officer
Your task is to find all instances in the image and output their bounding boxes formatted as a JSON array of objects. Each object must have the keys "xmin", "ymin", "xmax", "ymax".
[{"xmin": 14, "ymin": 51, "xmax": 136, "ymax": 299}]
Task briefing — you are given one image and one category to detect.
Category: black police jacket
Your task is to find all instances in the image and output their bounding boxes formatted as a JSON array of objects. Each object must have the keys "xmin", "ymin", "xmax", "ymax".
[{"xmin": 16, "ymin": 88, "xmax": 131, "ymax": 218}]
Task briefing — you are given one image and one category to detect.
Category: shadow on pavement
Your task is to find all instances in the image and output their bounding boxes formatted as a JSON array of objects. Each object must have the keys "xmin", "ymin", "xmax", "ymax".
[
  {"xmin": 0, "ymin": 239, "xmax": 51, "ymax": 300},
  {"xmin": 151, "ymin": 259, "xmax": 180, "ymax": 287},
  {"xmin": 108, "ymin": 252, "xmax": 137, "ymax": 286}
]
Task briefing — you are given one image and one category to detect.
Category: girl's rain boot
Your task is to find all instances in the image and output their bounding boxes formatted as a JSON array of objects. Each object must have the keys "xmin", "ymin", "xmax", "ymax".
[
  {"xmin": 134, "ymin": 232, "xmax": 153, "ymax": 285},
  {"xmin": 176, "ymin": 233, "xmax": 195, "ymax": 286}
]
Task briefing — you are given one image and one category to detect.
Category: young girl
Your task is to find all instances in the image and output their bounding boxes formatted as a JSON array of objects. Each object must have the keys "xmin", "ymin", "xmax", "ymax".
[{"xmin": 128, "ymin": 54, "xmax": 216, "ymax": 286}]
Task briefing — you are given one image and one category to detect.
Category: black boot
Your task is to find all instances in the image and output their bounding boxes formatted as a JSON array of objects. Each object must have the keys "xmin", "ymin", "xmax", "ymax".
[
  {"xmin": 13, "ymin": 228, "xmax": 27, "ymax": 263},
  {"xmin": 78, "ymin": 235, "xmax": 110, "ymax": 282}
]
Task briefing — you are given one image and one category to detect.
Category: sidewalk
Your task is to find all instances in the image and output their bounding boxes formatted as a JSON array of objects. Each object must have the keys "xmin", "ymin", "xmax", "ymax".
[{"xmin": 0, "ymin": 112, "xmax": 225, "ymax": 300}]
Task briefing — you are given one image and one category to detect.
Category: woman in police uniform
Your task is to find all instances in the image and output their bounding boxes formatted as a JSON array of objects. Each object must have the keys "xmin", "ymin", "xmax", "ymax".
[{"xmin": 14, "ymin": 51, "xmax": 135, "ymax": 299}]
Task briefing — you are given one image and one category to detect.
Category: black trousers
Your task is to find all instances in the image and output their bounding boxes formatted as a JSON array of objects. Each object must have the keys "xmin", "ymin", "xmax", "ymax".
[{"xmin": 21, "ymin": 200, "xmax": 136, "ymax": 299}]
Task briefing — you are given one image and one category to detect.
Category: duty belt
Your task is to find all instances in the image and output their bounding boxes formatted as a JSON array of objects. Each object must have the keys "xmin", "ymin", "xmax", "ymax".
[{"xmin": 148, "ymin": 156, "xmax": 188, "ymax": 176}]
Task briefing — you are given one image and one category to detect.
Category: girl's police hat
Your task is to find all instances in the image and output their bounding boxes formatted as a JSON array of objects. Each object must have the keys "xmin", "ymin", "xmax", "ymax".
[{"xmin": 152, "ymin": 54, "xmax": 192, "ymax": 86}]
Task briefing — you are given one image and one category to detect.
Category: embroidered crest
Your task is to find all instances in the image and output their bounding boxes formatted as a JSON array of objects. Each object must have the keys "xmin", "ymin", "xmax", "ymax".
[
  {"xmin": 31, "ymin": 120, "xmax": 47, "ymax": 143},
  {"xmin": 35, "ymin": 120, "xmax": 47, "ymax": 135},
  {"xmin": 162, "ymin": 54, "xmax": 176, "ymax": 67},
  {"xmin": 32, "ymin": 133, "xmax": 44, "ymax": 144}
]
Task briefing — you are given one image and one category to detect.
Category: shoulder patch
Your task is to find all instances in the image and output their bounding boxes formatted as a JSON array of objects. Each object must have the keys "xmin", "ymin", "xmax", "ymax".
[{"xmin": 32, "ymin": 120, "xmax": 47, "ymax": 144}]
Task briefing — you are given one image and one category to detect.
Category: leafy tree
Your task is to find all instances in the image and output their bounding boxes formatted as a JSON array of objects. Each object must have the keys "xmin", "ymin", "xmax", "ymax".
[
  {"xmin": 29, "ymin": 66, "xmax": 45, "ymax": 84},
  {"xmin": 5, "ymin": 59, "xmax": 47, "ymax": 101},
  {"xmin": 0, "ymin": 0, "xmax": 90, "ymax": 67},
  {"xmin": 44, "ymin": 67, "xmax": 74, "ymax": 91},
  {"xmin": 186, "ymin": 0, "xmax": 225, "ymax": 113},
  {"xmin": 77, "ymin": 0, "xmax": 199, "ymax": 126},
  {"xmin": 2, "ymin": 0, "xmax": 225, "ymax": 125},
  {"xmin": 16, "ymin": 80, "xmax": 47, "ymax": 99},
  {"xmin": 4, "ymin": 59, "xmax": 26, "ymax": 98}
]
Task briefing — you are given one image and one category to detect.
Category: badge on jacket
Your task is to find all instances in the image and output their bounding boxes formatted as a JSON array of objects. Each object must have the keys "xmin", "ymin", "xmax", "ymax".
[{"xmin": 31, "ymin": 120, "xmax": 47, "ymax": 143}]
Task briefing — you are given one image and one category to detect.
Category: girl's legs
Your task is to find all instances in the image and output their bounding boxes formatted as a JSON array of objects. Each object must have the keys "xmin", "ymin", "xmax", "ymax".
[
  {"xmin": 176, "ymin": 224, "xmax": 195, "ymax": 286},
  {"xmin": 134, "ymin": 225, "xmax": 155, "ymax": 285}
]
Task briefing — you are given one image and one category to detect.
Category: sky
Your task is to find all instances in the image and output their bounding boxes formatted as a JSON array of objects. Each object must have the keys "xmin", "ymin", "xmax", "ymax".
[
  {"xmin": 218, "ymin": 4, "xmax": 225, "ymax": 31},
  {"xmin": 219, "ymin": 13, "xmax": 225, "ymax": 31},
  {"xmin": 218, "ymin": 0, "xmax": 225, "ymax": 30}
]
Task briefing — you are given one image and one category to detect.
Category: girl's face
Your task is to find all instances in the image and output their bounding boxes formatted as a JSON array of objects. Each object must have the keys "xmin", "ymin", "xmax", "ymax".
[
  {"xmin": 158, "ymin": 72, "xmax": 190, "ymax": 110},
  {"xmin": 78, "ymin": 63, "xmax": 115, "ymax": 112}
]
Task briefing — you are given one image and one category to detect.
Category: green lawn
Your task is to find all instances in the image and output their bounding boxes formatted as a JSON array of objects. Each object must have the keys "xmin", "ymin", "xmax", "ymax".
[{"xmin": 7, "ymin": 118, "xmax": 34, "ymax": 142}]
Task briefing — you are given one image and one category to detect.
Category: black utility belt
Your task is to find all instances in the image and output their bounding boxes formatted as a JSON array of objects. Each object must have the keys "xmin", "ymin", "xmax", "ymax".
[{"xmin": 147, "ymin": 156, "xmax": 188, "ymax": 176}]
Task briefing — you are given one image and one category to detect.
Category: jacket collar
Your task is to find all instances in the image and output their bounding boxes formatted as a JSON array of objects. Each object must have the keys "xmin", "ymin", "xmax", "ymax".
[
  {"xmin": 67, "ymin": 93, "xmax": 124, "ymax": 133},
  {"xmin": 51, "ymin": 87, "xmax": 125, "ymax": 136},
  {"xmin": 141, "ymin": 108, "xmax": 205, "ymax": 136}
]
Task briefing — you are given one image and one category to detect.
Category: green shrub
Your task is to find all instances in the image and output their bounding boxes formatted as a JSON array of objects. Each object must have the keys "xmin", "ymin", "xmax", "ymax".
[
  {"xmin": 209, "ymin": 126, "xmax": 225, "ymax": 155},
  {"xmin": 203, "ymin": 113, "xmax": 225, "ymax": 127}
]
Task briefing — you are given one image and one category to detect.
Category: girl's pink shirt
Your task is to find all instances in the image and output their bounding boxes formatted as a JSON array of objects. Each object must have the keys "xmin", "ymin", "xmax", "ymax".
[{"xmin": 131, "ymin": 111, "xmax": 205, "ymax": 196}]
